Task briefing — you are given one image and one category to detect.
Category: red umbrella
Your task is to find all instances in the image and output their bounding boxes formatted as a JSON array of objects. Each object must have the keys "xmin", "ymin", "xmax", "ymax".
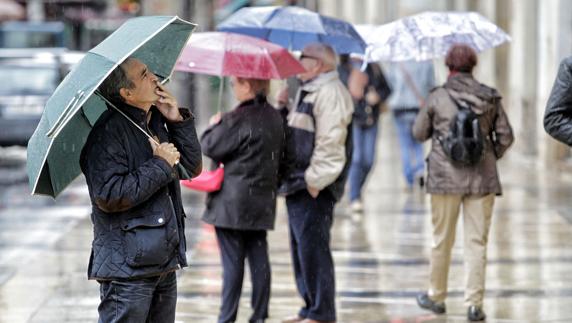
[
  {"xmin": 175, "ymin": 31, "xmax": 305, "ymax": 79},
  {"xmin": 177, "ymin": 32, "xmax": 303, "ymax": 194}
]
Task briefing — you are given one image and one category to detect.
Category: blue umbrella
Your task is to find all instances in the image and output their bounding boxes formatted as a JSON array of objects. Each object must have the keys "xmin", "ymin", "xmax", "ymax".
[{"xmin": 217, "ymin": 6, "xmax": 366, "ymax": 54}]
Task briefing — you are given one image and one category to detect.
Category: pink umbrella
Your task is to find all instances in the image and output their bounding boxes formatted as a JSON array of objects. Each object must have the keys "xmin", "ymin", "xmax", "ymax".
[
  {"xmin": 175, "ymin": 31, "xmax": 305, "ymax": 79},
  {"xmin": 176, "ymin": 32, "xmax": 304, "ymax": 194}
]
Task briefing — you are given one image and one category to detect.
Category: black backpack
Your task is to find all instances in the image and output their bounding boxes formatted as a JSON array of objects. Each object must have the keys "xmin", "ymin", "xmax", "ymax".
[{"xmin": 438, "ymin": 90, "xmax": 484, "ymax": 166}]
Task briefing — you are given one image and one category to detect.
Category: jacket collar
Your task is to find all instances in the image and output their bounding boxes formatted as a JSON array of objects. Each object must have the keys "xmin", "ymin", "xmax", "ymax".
[
  {"xmin": 111, "ymin": 101, "xmax": 153, "ymax": 125},
  {"xmin": 300, "ymin": 70, "xmax": 340, "ymax": 93}
]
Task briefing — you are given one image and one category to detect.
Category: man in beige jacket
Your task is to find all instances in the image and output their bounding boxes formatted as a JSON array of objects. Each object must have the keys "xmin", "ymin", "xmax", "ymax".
[
  {"xmin": 280, "ymin": 43, "xmax": 353, "ymax": 323},
  {"xmin": 412, "ymin": 44, "xmax": 513, "ymax": 321}
]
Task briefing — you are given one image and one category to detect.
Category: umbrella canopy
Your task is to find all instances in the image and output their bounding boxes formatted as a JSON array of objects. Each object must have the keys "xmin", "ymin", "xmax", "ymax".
[
  {"xmin": 217, "ymin": 6, "xmax": 366, "ymax": 54},
  {"xmin": 359, "ymin": 11, "xmax": 511, "ymax": 62},
  {"xmin": 27, "ymin": 16, "xmax": 196, "ymax": 197},
  {"xmin": 175, "ymin": 31, "xmax": 305, "ymax": 79}
]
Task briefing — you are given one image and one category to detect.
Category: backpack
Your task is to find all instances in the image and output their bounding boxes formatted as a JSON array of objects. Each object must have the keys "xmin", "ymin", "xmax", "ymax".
[{"xmin": 438, "ymin": 90, "xmax": 484, "ymax": 166}]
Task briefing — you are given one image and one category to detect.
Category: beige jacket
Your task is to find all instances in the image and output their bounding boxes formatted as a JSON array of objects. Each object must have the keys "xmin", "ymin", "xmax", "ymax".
[
  {"xmin": 288, "ymin": 71, "xmax": 354, "ymax": 191},
  {"xmin": 413, "ymin": 73, "xmax": 514, "ymax": 195}
]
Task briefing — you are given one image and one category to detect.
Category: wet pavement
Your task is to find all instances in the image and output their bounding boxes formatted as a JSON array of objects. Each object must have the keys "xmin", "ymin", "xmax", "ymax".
[{"xmin": 1, "ymin": 117, "xmax": 572, "ymax": 322}]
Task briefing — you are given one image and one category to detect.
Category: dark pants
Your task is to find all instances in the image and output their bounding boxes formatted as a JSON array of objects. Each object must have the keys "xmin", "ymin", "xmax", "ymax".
[
  {"xmin": 215, "ymin": 227, "xmax": 271, "ymax": 323},
  {"xmin": 286, "ymin": 189, "xmax": 336, "ymax": 322},
  {"xmin": 98, "ymin": 271, "xmax": 177, "ymax": 323}
]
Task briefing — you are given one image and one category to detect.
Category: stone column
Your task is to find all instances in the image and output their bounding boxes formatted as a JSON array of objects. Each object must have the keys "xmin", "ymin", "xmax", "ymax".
[
  {"xmin": 472, "ymin": 0, "xmax": 496, "ymax": 87},
  {"xmin": 365, "ymin": 0, "xmax": 383, "ymax": 24},
  {"xmin": 191, "ymin": 0, "xmax": 214, "ymax": 130},
  {"xmin": 505, "ymin": 0, "xmax": 538, "ymax": 156}
]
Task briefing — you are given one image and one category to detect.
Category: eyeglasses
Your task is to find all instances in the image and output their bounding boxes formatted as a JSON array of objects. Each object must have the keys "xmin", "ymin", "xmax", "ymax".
[{"xmin": 299, "ymin": 54, "xmax": 319, "ymax": 61}]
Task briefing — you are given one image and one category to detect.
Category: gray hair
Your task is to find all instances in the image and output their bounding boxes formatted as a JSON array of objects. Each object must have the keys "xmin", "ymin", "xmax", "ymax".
[
  {"xmin": 303, "ymin": 43, "xmax": 338, "ymax": 69},
  {"xmin": 98, "ymin": 58, "xmax": 135, "ymax": 104}
]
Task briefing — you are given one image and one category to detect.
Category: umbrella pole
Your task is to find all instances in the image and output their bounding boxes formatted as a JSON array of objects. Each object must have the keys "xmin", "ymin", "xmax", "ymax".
[
  {"xmin": 217, "ymin": 76, "xmax": 224, "ymax": 113},
  {"xmin": 95, "ymin": 91, "xmax": 191, "ymax": 178}
]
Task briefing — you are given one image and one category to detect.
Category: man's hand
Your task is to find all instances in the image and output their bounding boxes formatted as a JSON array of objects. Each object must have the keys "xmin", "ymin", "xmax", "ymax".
[
  {"xmin": 276, "ymin": 86, "xmax": 289, "ymax": 108},
  {"xmin": 209, "ymin": 112, "xmax": 222, "ymax": 126},
  {"xmin": 365, "ymin": 87, "xmax": 381, "ymax": 106},
  {"xmin": 154, "ymin": 81, "xmax": 182, "ymax": 122},
  {"xmin": 149, "ymin": 139, "xmax": 180, "ymax": 167},
  {"xmin": 307, "ymin": 185, "xmax": 320, "ymax": 198}
]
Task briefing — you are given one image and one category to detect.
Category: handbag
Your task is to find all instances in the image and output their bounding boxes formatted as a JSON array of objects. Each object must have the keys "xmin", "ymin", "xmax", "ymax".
[{"xmin": 180, "ymin": 165, "xmax": 224, "ymax": 192}]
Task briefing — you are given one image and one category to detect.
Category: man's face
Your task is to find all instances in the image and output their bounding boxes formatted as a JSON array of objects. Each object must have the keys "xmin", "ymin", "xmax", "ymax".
[
  {"xmin": 297, "ymin": 52, "xmax": 321, "ymax": 82},
  {"xmin": 121, "ymin": 59, "xmax": 160, "ymax": 108}
]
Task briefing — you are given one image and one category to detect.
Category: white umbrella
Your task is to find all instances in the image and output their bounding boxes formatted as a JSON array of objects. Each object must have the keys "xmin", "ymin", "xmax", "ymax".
[{"xmin": 358, "ymin": 11, "xmax": 511, "ymax": 62}]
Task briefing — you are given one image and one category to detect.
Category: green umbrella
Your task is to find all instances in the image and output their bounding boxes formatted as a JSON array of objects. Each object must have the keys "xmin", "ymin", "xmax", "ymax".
[{"xmin": 27, "ymin": 16, "xmax": 196, "ymax": 197}]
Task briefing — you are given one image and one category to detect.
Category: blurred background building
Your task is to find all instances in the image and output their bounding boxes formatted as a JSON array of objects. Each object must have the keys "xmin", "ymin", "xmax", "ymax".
[{"xmin": 1, "ymin": 0, "xmax": 572, "ymax": 168}]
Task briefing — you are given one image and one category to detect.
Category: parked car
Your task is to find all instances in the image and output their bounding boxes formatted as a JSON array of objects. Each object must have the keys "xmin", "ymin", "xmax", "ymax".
[
  {"xmin": 0, "ymin": 21, "xmax": 66, "ymax": 48},
  {"xmin": 0, "ymin": 48, "xmax": 84, "ymax": 146}
]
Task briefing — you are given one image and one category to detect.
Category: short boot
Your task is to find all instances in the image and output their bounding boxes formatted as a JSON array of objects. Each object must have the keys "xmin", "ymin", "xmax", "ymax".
[
  {"xmin": 416, "ymin": 292, "xmax": 446, "ymax": 314},
  {"xmin": 467, "ymin": 305, "xmax": 486, "ymax": 321}
]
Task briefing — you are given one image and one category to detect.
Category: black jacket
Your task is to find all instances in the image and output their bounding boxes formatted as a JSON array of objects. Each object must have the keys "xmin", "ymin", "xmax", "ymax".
[
  {"xmin": 354, "ymin": 63, "xmax": 391, "ymax": 127},
  {"xmin": 339, "ymin": 62, "xmax": 392, "ymax": 128},
  {"xmin": 201, "ymin": 98, "xmax": 286, "ymax": 230},
  {"xmin": 80, "ymin": 103, "xmax": 201, "ymax": 280},
  {"xmin": 545, "ymin": 56, "xmax": 572, "ymax": 145}
]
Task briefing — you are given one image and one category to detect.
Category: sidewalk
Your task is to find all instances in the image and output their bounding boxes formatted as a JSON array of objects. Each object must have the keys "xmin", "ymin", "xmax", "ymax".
[{"xmin": 2, "ymin": 116, "xmax": 572, "ymax": 322}]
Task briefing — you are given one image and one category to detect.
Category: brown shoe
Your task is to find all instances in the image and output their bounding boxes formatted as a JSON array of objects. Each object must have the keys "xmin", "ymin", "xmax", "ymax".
[{"xmin": 282, "ymin": 316, "xmax": 305, "ymax": 323}]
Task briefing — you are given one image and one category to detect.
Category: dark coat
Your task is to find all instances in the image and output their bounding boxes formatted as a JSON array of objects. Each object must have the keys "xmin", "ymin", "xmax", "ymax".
[
  {"xmin": 545, "ymin": 56, "xmax": 572, "ymax": 144},
  {"xmin": 201, "ymin": 98, "xmax": 287, "ymax": 231},
  {"xmin": 355, "ymin": 64, "xmax": 391, "ymax": 128},
  {"xmin": 80, "ymin": 103, "xmax": 202, "ymax": 280},
  {"xmin": 339, "ymin": 62, "xmax": 392, "ymax": 128},
  {"xmin": 413, "ymin": 73, "xmax": 514, "ymax": 195}
]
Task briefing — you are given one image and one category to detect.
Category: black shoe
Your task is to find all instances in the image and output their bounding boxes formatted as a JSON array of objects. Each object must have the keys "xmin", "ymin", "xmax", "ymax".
[
  {"xmin": 416, "ymin": 292, "xmax": 446, "ymax": 314},
  {"xmin": 467, "ymin": 305, "xmax": 486, "ymax": 321}
]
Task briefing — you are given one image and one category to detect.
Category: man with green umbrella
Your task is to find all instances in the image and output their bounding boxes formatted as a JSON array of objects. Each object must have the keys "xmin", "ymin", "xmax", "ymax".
[{"xmin": 79, "ymin": 57, "xmax": 202, "ymax": 322}]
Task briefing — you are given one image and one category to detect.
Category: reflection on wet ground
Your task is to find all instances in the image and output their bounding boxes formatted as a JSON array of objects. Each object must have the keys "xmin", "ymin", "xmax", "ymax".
[{"xmin": 1, "ymin": 121, "xmax": 572, "ymax": 322}]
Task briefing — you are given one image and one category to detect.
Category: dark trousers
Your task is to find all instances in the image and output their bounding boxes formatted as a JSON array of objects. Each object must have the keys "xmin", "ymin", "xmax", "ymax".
[
  {"xmin": 215, "ymin": 227, "xmax": 271, "ymax": 323},
  {"xmin": 98, "ymin": 271, "xmax": 177, "ymax": 323},
  {"xmin": 286, "ymin": 189, "xmax": 336, "ymax": 322}
]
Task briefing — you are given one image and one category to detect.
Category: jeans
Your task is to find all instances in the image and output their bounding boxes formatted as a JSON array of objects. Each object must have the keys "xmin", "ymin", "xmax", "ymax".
[
  {"xmin": 215, "ymin": 227, "xmax": 270, "ymax": 323},
  {"xmin": 348, "ymin": 123, "xmax": 379, "ymax": 201},
  {"xmin": 286, "ymin": 189, "xmax": 336, "ymax": 322},
  {"xmin": 393, "ymin": 110, "xmax": 425, "ymax": 186},
  {"xmin": 98, "ymin": 271, "xmax": 177, "ymax": 323}
]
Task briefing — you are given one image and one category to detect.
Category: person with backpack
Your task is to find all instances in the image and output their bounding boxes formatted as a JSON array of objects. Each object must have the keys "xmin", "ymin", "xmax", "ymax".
[{"xmin": 411, "ymin": 44, "xmax": 514, "ymax": 321}]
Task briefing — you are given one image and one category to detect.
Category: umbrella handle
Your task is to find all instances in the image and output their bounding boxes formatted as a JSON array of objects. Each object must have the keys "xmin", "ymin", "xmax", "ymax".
[{"xmin": 95, "ymin": 91, "xmax": 190, "ymax": 176}]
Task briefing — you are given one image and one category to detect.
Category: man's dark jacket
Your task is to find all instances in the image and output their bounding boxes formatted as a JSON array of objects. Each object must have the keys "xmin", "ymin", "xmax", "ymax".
[
  {"xmin": 80, "ymin": 103, "xmax": 201, "ymax": 280},
  {"xmin": 201, "ymin": 98, "xmax": 287, "ymax": 230},
  {"xmin": 545, "ymin": 56, "xmax": 572, "ymax": 145}
]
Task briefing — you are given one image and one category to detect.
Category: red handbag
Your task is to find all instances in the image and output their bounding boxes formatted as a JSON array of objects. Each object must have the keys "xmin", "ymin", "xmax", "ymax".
[{"xmin": 180, "ymin": 166, "xmax": 224, "ymax": 192}]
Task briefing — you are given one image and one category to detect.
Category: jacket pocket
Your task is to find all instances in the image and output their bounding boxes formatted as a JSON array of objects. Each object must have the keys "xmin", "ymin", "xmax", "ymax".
[{"xmin": 121, "ymin": 213, "xmax": 172, "ymax": 267}]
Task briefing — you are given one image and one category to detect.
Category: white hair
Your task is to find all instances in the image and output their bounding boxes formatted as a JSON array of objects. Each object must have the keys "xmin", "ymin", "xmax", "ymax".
[{"xmin": 303, "ymin": 43, "xmax": 338, "ymax": 70}]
